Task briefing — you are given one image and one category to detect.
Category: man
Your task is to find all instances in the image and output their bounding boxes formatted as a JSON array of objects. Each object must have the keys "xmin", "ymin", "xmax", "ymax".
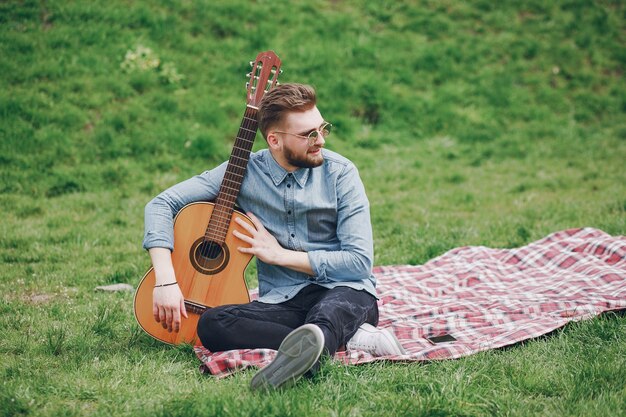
[{"xmin": 143, "ymin": 83, "xmax": 404, "ymax": 390}]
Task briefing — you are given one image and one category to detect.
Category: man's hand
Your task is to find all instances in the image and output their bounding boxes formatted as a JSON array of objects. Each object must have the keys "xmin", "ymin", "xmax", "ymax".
[
  {"xmin": 152, "ymin": 284, "xmax": 188, "ymax": 333},
  {"xmin": 233, "ymin": 212, "xmax": 285, "ymax": 265},
  {"xmin": 149, "ymin": 247, "xmax": 188, "ymax": 333},
  {"xmin": 233, "ymin": 212, "xmax": 315, "ymax": 276}
]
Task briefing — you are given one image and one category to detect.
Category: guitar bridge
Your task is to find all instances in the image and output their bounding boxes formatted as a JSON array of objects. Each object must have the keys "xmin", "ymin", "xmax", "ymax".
[{"xmin": 184, "ymin": 300, "xmax": 209, "ymax": 315}]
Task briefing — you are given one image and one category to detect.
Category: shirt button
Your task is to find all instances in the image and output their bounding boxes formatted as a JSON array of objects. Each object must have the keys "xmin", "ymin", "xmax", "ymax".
[
  {"xmin": 284, "ymin": 295, "xmax": 288, "ymax": 299},
  {"xmin": 288, "ymin": 210, "xmax": 292, "ymax": 214},
  {"xmin": 291, "ymin": 234, "xmax": 295, "ymax": 238},
  {"xmin": 287, "ymin": 184, "xmax": 291, "ymax": 188},
  {"xmin": 288, "ymin": 173, "xmax": 292, "ymax": 177}
]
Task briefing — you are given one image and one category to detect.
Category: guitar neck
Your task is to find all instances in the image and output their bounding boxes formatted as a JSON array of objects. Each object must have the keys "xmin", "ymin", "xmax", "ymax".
[{"xmin": 205, "ymin": 105, "xmax": 259, "ymax": 243}]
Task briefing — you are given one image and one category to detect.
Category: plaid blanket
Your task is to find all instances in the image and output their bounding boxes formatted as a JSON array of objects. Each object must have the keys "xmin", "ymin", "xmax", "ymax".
[{"xmin": 194, "ymin": 227, "xmax": 626, "ymax": 377}]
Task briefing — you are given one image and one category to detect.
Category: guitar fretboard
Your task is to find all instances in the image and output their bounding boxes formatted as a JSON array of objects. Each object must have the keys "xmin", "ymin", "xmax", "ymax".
[{"xmin": 204, "ymin": 106, "xmax": 258, "ymax": 244}]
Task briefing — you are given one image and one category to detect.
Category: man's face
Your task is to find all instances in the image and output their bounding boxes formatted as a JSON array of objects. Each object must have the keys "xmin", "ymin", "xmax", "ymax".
[{"xmin": 273, "ymin": 106, "xmax": 326, "ymax": 171}]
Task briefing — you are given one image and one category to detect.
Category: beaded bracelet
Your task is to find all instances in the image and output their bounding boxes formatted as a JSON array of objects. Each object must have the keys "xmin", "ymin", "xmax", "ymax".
[{"xmin": 154, "ymin": 282, "xmax": 178, "ymax": 288}]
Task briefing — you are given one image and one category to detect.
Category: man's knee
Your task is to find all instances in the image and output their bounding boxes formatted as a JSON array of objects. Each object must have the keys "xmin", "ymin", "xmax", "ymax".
[{"xmin": 197, "ymin": 306, "xmax": 230, "ymax": 351}]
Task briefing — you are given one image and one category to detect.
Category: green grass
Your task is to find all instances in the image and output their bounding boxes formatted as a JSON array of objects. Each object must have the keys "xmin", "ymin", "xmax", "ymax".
[{"xmin": 1, "ymin": 0, "xmax": 625, "ymax": 416}]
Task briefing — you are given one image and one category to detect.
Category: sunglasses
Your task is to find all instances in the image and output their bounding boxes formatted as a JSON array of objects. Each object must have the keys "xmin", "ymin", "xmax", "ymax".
[{"xmin": 273, "ymin": 122, "xmax": 332, "ymax": 147}]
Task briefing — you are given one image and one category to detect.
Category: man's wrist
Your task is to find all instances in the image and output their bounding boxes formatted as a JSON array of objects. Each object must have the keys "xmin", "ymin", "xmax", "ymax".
[
  {"xmin": 272, "ymin": 247, "xmax": 290, "ymax": 266},
  {"xmin": 272, "ymin": 248, "xmax": 314, "ymax": 275}
]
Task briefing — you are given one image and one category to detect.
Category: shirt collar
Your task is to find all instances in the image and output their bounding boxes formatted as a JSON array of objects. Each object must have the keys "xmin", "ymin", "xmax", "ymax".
[{"xmin": 265, "ymin": 151, "xmax": 311, "ymax": 188}]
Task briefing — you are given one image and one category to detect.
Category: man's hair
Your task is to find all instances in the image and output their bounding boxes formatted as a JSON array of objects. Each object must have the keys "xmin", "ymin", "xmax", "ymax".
[{"xmin": 257, "ymin": 83, "xmax": 317, "ymax": 139}]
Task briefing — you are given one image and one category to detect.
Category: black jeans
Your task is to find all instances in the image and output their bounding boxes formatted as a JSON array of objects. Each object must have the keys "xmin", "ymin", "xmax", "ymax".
[{"xmin": 197, "ymin": 284, "xmax": 378, "ymax": 357}]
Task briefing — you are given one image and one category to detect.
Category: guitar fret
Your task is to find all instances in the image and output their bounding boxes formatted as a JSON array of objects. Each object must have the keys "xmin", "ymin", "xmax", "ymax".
[
  {"xmin": 210, "ymin": 211, "xmax": 233, "ymax": 224},
  {"xmin": 214, "ymin": 204, "xmax": 234, "ymax": 214},
  {"xmin": 230, "ymin": 154, "xmax": 249, "ymax": 162},
  {"xmin": 207, "ymin": 220, "xmax": 231, "ymax": 232},
  {"xmin": 219, "ymin": 183, "xmax": 240, "ymax": 194},
  {"xmin": 206, "ymin": 225, "xmax": 229, "ymax": 237},
  {"xmin": 225, "ymin": 168, "xmax": 246, "ymax": 178},
  {"xmin": 227, "ymin": 158, "xmax": 249, "ymax": 167},
  {"xmin": 212, "ymin": 206, "xmax": 234, "ymax": 217},
  {"xmin": 230, "ymin": 153, "xmax": 250, "ymax": 162},
  {"xmin": 225, "ymin": 168, "xmax": 246, "ymax": 177},
  {"xmin": 206, "ymin": 221, "xmax": 230, "ymax": 233},
  {"xmin": 222, "ymin": 177, "xmax": 243, "ymax": 187},
  {"xmin": 234, "ymin": 138, "xmax": 254, "ymax": 146}
]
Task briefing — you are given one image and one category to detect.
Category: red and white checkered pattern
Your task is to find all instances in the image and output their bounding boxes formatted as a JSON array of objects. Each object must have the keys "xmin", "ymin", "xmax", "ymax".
[{"xmin": 194, "ymin": 228, "xmax": 626, "ymax": 377}]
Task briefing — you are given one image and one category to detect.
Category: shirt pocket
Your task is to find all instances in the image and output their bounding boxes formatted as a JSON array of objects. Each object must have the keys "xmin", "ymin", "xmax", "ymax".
[{"xmin": 306, "ymin": 207, "xmax": 338, "ymax": 243}]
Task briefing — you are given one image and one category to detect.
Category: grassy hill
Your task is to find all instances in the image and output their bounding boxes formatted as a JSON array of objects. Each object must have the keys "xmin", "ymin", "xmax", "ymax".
[{"xmin": 1, "ymin": 1, "xmax": 625, "ymax": 416}]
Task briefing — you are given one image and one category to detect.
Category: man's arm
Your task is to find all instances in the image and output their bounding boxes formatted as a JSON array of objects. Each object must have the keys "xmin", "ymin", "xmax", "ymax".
[
  {"xmin": 143, "ymin": 165, "xmax": 225, "ymax": 332},
  {"xmin": 233, "ymin": 162, "xmax": 373, "ymax": 282},
  {"xmin": 306, "ymin": 162, "xmax": 374, "ymax": 282}
]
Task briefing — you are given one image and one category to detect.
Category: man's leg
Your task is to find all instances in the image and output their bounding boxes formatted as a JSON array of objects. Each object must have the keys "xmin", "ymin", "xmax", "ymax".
[
  {"xmin": 197, "ymin": 300, "xmax": 306, "ymax": 352},
  {"xmin": 304, "ymin": 286, "xmax": 379, "ymax": 357},
  {"xmin": 248, "ymin": 286, "xmax": 378, "ymax": 390},
  {"xmin": 197, "ymin": 285, "xmax": 330, "ymax": 352}
]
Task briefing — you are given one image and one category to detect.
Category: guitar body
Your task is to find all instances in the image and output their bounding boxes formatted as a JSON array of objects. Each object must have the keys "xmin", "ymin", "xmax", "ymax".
[{"xmin": 134, "ymin": 202, "xmax": 253, "ymax": 345}]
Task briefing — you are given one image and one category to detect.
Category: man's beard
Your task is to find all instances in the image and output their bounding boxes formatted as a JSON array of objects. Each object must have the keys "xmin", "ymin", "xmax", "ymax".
[{"xmin": 283, "ymin": 146, "xmax": 324, "ymax": 169}]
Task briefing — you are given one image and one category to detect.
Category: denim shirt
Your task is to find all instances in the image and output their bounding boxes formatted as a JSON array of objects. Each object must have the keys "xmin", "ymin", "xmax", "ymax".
[{"xmin": 143, "ymin": 148, "xmax": 377, "ymax": 303}]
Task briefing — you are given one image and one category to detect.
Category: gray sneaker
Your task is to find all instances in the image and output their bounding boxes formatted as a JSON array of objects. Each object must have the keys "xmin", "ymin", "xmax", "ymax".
[{"xmin": 250, "ymin": 323, "xmax": 325, "ymax": 391}]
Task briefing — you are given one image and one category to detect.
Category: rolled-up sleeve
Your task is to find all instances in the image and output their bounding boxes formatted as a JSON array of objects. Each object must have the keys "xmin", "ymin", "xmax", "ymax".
[
  {"xmin": 307, "ymin": 163, "xmax": 373, "ymax": 282},
  {"xmin": 142, "ymin": 164, "xmax": 226, "ymax": 251}
]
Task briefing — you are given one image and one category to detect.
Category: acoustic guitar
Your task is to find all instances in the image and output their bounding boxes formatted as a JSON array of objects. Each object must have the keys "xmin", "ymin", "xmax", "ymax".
[{"xmin": 133, "ymin": 51, "xmax": 282, "ymax": 345}]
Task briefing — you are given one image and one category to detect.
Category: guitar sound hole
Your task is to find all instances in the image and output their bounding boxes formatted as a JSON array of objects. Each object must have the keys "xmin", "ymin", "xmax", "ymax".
[
  {"xmin": 199, "ymin": 242, "xmax": 223, "ymax": 261},
  {"xmin": 190, "ymin": 238, "xmax": 230, "ymax": 275}
]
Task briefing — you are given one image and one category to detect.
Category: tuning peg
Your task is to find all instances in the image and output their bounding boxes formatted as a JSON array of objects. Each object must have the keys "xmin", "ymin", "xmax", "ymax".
[
  {"xmin": 246, "ymin": 72, "xmax": 252, "ymax": 78},
  {"xmin": 249, "ymin": 61, "xmax": 255, "ymax": 67},
  {"xmin": 276, "ymin": 82, "xmax": 281, "ymax": 86}
]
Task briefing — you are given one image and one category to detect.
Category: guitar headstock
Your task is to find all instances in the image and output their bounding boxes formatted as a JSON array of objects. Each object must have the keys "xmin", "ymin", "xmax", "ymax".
[{"xmin": 246, "ymin": 50, "xmax": 282, "ymax": 108}]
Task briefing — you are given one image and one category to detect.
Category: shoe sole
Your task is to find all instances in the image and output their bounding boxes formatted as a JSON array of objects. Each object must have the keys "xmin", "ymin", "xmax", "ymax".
[{"xmin": 250, "ymin": 324, "xmax": 324, "ymax": 391}]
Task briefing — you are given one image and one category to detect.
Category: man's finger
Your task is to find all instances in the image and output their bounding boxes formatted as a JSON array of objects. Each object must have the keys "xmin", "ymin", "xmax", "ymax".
[
  {"xmin": 234, "ymin": 217, "xmax": 256, "ymax": 235},
  {"xmin": 246, "ymin": 212, "xmax": 264, "ymax": 230},
  {"xmin": 172, "ymin": 309, "xmax": 181, "ymax": 333},
  {"xmin": 153, "ymin": 303, "xmax": 160, "ymax": 322},
  {"xmin": 232, "ymin": 229, "xmax": 253, "ymax": 244},
  {"xmin": 237, "ymin": 246, "xmax": 254, "ymax": 255},
  {"xmin": 165, "ymin": 309, "xmax": 174, "ymax": 332},
  {"xmin": 180, "ymin": 298, "xmax": 188, "ymax": 319},
  {"xmin": 159, "ymin": 307, "xmax": 167, "ymax": 328}
]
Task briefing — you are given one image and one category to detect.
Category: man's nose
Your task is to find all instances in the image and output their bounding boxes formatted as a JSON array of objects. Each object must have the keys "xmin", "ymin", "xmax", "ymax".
[{"xmin": 312, "ymin": 131, "xmax": 325, "ymax": 146}]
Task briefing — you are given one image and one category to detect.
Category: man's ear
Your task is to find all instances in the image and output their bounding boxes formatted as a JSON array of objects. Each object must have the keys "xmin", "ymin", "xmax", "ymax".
[{"xmin": 266, "ymin": 131, "xmax": 281, "ymax": 150}]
